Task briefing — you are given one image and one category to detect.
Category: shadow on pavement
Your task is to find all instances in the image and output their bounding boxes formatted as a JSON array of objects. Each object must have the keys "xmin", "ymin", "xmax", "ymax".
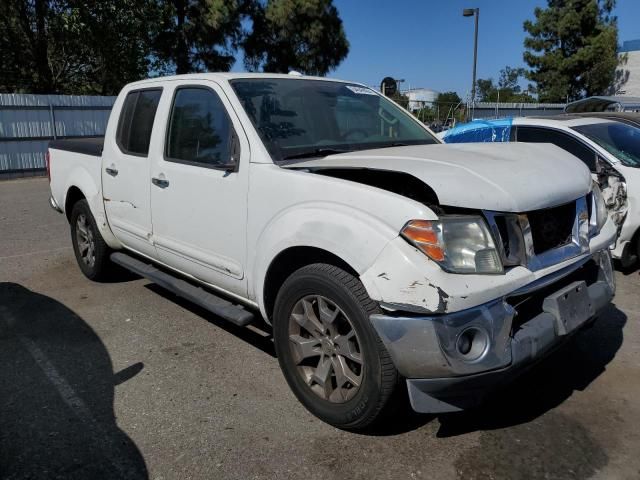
[
  {"xmin": 0, "ymin": 282, "xmax": 148, "ymax": 479},
  {"xmin": 144, "ymin": 283, "xmax": 276, "ymax": 358},
  {"xmin": 437, "ymin": 303, "xmax": 627, "ymax": 437}
]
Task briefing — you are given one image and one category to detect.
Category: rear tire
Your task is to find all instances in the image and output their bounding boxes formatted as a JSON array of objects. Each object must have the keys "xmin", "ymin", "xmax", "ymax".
[
  {"xmin": 273, "ymin": 263, "xmax": 398, "ymax": 430},
  {"xmin": 70, "ymin": 199, "xmax": 113, "ymax": 281}
]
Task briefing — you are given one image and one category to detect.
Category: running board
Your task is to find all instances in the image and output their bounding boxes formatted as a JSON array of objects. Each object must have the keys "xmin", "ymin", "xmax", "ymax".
[{"xmin": 110, "ymin": 252, "xmax": 255, "ymax": 327}]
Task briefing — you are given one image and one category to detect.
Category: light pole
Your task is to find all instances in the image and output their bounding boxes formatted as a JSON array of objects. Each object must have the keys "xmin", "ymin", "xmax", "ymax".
[
  {"xmin": 463, "ymin": 8, "xmax": 479, "ymax": 118},
  {"xmin": 395, "ymin": 78, "xmax": 406, "ymax": 109}
]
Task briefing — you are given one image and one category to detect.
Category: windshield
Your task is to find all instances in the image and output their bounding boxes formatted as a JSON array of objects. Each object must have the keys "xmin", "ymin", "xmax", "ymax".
[
  {"xmin": 572, "ymin": 122, "xmax": 640, "ymax": 168},
  {"xmin": 230, "ymin": 78, "xmax": 438, "ymax": 162}
]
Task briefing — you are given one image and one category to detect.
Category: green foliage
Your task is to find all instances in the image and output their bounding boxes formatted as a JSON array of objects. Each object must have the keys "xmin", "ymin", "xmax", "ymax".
[
  {"xmin": 0, "ymin": 0, "xmax": 349, "ymax": 93},
  {"xmin": 151, "ymin": 0, "xmax": 250, "ymax": 74},
  {"xmin": 0, "ymin": 0, "xmax": 155, "ymax": 94},
  {"xmin": 436, "ymin": 91, "xmax": 462, "ymax": 107},
  {"xmin": 523, "ymin": 0, "xmax": 620, "ymax": 102},
  {"xmin": 243, "ymin": 0, "xmax": 349, "ymax": 75},
  {"xmin": 413, "ymin": 91, "xmax": 464, "ymax": 125},
  {"xmin": 475, "ymin": 66, "xmax": 536, "ymax": 102}
]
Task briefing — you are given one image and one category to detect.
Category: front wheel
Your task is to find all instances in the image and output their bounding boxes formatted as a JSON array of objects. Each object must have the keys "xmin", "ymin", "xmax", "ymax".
[
  {"xmin": 70, "ymin": 199, "xmax": 113, "ymax": 281},
  {"xmin": 273, "ymin": 263, "xmax": 398, "ymax": 430}
]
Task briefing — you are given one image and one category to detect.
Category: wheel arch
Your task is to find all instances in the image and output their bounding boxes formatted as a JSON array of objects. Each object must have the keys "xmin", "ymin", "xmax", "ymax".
[
  {"xmin": 262, "ymin": 246, "xmax": 359, "ymax": 324},
  {"xmin": 64, "ymin": 185, "xmax": 86, "ymax": 222}
]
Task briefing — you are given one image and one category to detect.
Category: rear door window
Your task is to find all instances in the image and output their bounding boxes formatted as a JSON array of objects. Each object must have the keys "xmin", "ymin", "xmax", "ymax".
[
  {"xmin": 116, "ymin": 89, "xmax": 162, "ymax": 156},
  {"xmin": 517, "ymin": 126, "xmax": 596, "ymax": 172}
]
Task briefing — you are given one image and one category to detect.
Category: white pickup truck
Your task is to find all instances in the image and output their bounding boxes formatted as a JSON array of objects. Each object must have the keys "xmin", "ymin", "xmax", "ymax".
[{"xmin": 48, "ymin": 73, "xmax": 617, "ymax": 429}]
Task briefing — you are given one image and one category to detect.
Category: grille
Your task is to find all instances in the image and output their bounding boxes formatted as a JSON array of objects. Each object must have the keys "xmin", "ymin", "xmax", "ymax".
[
  {"xmin": 527, "ymin": 201, "xmax": 576, "ymax": 254},
  {"xmin": 484, "ymin": 197, "xmax": 584, "ymax": 270}
]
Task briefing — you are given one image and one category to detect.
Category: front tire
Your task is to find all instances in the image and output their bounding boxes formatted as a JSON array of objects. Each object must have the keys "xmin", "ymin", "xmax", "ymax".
[
  {"xmin": 273, "ymin": 263, "xmax": 398, "ymax": 430},
  {"xmin": 70, "ymin": 199, "xmax": 113, "ymax": 281}
]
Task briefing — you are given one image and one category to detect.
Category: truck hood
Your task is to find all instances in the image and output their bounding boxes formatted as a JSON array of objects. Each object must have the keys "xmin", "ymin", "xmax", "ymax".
[{"xmin": 290, "ymin": 143, "xmax": 592, "ymax": 212}]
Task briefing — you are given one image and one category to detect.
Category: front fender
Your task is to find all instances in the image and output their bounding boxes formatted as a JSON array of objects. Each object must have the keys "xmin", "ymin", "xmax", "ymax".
[{"xmin": 251, "ymin": 202, "xmax": 402, "ymax": 318}]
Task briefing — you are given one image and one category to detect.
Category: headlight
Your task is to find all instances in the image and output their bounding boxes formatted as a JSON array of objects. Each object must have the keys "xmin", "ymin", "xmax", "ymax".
[
  {"xmin": 401, "ymin": 216, "xmax": 503, "ymax": 274},
  {"xmin": 590, "ymin": 181, "xmax": 608, "ymax": 236}
]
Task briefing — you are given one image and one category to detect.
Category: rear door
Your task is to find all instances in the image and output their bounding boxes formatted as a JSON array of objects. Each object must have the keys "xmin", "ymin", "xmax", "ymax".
[
  {"xmin": 102, "ymin": 87, "xmax": 162, "ymax": 257},
  {"xmin": 148, "ymin": 81, "xmax": 249, "ymax": 297}
]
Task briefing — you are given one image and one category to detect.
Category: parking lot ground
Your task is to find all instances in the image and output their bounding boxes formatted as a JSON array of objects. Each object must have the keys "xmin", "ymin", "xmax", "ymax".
[{"xmin": 1, "ymin": 177, "xmax": 640, "ymax": 480}]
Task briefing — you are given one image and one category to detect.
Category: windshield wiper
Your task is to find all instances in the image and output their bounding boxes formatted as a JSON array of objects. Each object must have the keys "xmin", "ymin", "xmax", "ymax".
[
  {"xmin": 377, "ymin": 142, "xmax": 409, "ymax": 148},
  {"xmin": 283, "ymin": 148, "xmax": 350, "ymax": 160}
]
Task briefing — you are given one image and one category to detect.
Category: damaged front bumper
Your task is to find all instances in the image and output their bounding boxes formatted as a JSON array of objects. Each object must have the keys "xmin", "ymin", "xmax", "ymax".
[{"xmin": 369, "ymin": 249, "xmax": 615, "ymax": 414}]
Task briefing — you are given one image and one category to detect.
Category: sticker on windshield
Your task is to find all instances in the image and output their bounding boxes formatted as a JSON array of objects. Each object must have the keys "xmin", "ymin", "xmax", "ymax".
[{"xmin": 345, "ymin": 85, "xmax": 377, "ymax": 95}]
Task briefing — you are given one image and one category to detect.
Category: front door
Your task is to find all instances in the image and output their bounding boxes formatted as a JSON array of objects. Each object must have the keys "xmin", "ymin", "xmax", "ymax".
[
  {"xmin": 149, "ymin": 81, "xmax": 249, "ymax": 297},
  {"xmin": 102, "ymin": 87, "xmax": 162, "ymax": 257}
]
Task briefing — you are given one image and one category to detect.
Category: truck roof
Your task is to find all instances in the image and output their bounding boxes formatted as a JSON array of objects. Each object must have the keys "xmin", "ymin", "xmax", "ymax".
[{"xmin": 125, "ymin": 72, "xmax": 359, "ymax": 89}]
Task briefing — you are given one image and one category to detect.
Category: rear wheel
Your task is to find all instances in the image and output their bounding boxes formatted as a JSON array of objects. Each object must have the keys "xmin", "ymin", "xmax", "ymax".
[
  {"xmin": 273, "ymin": 263, "xmax": 398, "ymax": 430},
  {"xmin": 70, "ymin": 200, "xmax": 113, "ymax": 281}
]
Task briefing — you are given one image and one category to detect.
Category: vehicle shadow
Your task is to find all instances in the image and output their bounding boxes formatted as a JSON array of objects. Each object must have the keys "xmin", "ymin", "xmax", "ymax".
[
  {"xmin": 615, "ymin": 261, "xmax": 639, "ymax": 276},
  {"xmin": 144, "ymin": 283, "xmax": 276, "ymax": 358},
  {"xmin": 436, "ymin": 303, "xmax": 627, "ymax": 437},
  {"xmin": 0, "ymin": 282, "xmax": 148, "ymax": 479}
]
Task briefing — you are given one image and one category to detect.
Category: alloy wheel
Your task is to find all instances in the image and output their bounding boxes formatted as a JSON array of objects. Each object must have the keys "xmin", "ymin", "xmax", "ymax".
[
  {"xmin": 288, "ymin": 295, "xmax": 363, "ymax": 403},
  {"xmin": 75, "ymin": 214, "xmax": 96, "ymax": 268}
]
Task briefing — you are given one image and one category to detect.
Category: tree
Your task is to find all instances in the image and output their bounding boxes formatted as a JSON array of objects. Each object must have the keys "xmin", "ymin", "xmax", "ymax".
[
  {"xmin": 498, "ymin": 66, "xmax": 525, "ymax": 91},
  {"xmin": 151, "ymin": 0, "xmax": 250, "ymax": 74},
  {"xmin": 475, "ymin": 66, "xmax": 536, "ymax": 102},
  {"xmin": 437, "ymin": 91, "xmax": 462, "ymax": 107},
  {"xmin": 475, "ymin": 78, "xmax": 496, "ymax": 102},
  {"xmin": 413, "ymin": 92, "xmax": 463, "ymax": 124},
  {"xmin": 0, "ymin": 0, "xmax": 155, "ymax": 94},
  {"xmin": 243, "ymin": 0, "xmax": 349, "ymax": 75},
  {"xmin": 523, "ymin": 0, "xmax": 621, "ymax": 102},
  {"xmin": 1, "ymin": 0, "xmax": 351, "ymax": 93},
  {"xmin": 76, "ymin": 0, "xmax": 158, "ymax": 94}
]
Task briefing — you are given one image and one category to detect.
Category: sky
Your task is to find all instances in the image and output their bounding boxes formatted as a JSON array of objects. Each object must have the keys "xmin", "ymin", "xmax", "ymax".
[{"xmin": 324, "ymin": 0, "xmax": 640, "ymax": 98}]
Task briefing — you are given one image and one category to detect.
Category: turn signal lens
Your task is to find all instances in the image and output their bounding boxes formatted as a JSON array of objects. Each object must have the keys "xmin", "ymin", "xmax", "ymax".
[{"xmin": 401, "ymin": 220, "xmax": 445, "ymax": 261}]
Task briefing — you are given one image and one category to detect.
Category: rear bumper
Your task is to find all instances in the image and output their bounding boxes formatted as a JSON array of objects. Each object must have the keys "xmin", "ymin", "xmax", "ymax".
[
  {"xmin": 49, "ymin": 194, "xmax": 63, "ymax": 214},
  {"xmin": 370, "ymin": 249, "xmax": 615, "ymax": 414}
]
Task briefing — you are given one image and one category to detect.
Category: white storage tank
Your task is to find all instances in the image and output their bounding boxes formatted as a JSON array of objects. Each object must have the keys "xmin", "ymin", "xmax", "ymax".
[{"xmin": 404, "ymin": 88, "xmax": 440, "ymax": 111}]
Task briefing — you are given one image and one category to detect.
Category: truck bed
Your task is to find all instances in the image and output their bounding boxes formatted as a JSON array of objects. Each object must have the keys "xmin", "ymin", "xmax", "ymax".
[{"xmin": 49, "ymin": 137, "xmax": 104, "ymax": 157}]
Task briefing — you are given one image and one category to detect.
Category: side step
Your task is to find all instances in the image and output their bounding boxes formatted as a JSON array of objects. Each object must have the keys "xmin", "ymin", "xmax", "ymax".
[{"xmin": 111, "ymin": 252, "xmax": 255, "ymax": 327}]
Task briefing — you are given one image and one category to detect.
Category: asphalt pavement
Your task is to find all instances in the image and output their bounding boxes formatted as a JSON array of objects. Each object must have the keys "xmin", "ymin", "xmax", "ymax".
[{"xmin": 1, "ymin": 177, "xmax": 640, "ymax": 480}]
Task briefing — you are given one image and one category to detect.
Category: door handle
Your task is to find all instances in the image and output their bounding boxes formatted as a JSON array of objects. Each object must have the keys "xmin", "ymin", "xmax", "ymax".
[
  {"xmin": 105, "ymin": 166, "xmax": 118, "ymax": 177},
  {"xmin": 151, "ymin": 177, "xmax": 170, "ymax": 188}
]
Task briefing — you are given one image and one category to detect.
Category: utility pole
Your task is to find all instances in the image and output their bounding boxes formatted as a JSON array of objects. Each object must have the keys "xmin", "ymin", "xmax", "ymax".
[{"xmin": 463, "ymin": 8, "xmax": 479, "ymax": 119}]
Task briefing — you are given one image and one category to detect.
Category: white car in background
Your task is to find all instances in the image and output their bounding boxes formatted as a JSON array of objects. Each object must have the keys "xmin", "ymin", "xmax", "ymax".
[{"xmin": 444, "ymin": 115, "xmax": 640, "ymax": 267}]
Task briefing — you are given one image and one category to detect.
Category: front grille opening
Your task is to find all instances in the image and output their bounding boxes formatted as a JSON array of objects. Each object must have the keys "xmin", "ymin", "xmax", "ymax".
[
  {"xmin": 494, "ymin": 215, "xmax": 510, "ymax": 257},
  {"xmin": 507, "ymin": 259, "xmax": 599, "ymax": 333},
  {"xmin": 528, "ymin": 201, "xmax": 576, "ymax": 254}
]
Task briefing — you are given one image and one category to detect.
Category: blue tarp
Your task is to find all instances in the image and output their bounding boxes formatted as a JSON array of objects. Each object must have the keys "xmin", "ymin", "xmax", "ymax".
[{"xmin": 442, "ymin": 118, "xmax": 513, "ymax": 144}]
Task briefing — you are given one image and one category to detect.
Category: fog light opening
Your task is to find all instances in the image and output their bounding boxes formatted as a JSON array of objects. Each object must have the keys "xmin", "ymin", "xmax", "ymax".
[{"xmin": 455, "ymin": 327, "xmax": 489, "ymax": 361}]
